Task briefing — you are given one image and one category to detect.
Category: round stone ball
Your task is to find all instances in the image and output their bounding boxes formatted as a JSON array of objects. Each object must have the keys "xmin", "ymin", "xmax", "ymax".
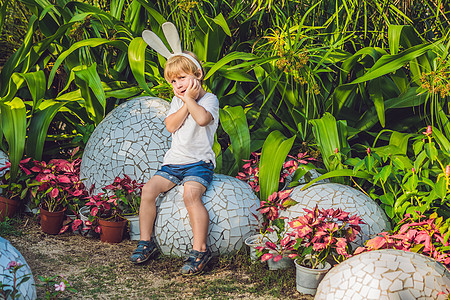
[
  {"xmin": 154, "ymin": 174, "xmax": 260, "ymax": 257},
  {"xmin": 0, "ymin": 150, "xmax": 8, "ymax": 176},
  {"xmin": 0, "ymin": 237, "xmax": 37, "ymax": 300},
  {"xmin": 80, "ymin": 97, "xmax": 171, "ymax": 192},
  {"xmin": 316, "ymin": 249, "xmax": 450, "ymax": 300},
  {"xmin": 279, "ymin": 183, "xmax": 391, "ymax": 246}
]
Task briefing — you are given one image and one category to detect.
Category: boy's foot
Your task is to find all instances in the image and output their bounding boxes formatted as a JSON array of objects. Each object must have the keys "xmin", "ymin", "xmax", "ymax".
[
  {"xmin": 130, "ymin": 240, "xmax": 158, "ymax": 264},
  {"xmin": 180, "ymin": 248, "xmax": 212, "ymax": 276}
]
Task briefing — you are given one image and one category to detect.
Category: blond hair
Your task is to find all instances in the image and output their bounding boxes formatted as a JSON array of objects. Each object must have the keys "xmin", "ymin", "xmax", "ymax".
[{"xmin": 164, "ymin": 51, "xmax": 204, "ymax": 83}]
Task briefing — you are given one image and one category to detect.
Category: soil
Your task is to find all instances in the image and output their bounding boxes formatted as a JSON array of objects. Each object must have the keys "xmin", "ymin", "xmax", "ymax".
[{"xmin": 4, "ymin": 215, "xmax": 314, "ymax": 300}]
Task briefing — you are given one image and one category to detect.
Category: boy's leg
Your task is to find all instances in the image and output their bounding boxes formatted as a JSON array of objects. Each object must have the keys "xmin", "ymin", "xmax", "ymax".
[
  {"xmin": 130, "ymin": 175, "xmax": 175, "ymax": 264},
  {"xmin": 139, "ymin": 175, "xmax": 176, "ymax": 241},
  {"xmin": 183, "ymin": 181, "xmax": 208, "ymax": 252}
]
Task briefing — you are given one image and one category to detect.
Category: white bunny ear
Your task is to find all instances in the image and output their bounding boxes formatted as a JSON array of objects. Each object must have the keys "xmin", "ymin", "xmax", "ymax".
[
  {"xmin": 162, "ymin": 22, "xmax": 182, "ymax": 54},
  {"xmin": 142, "ymin": 29, "xmax": 172, "ymax": 59}
]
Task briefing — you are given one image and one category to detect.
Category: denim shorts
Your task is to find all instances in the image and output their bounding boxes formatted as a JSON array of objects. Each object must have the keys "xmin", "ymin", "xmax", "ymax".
[{"xmin": 155, "ymin": 161, "xmax": 214, "ymax": 188}]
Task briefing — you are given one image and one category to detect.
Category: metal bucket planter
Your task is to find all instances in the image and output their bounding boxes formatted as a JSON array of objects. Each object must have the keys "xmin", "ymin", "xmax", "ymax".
[
  {"xmin": 294, "ymin": 259, "xmax": 331, "ymax": 295},
  {"xmin": 124, "ymin": 214, "xmax": 140, "ymax": 240},
  {"xmin": 244, "ymin": 234, "xmax": 265, "ymax": 262}
]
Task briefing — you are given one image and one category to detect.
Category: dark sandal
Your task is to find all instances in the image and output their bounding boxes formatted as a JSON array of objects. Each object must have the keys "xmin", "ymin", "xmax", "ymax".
[
  {"xmin": 130, "ymin": 240, "xmax": 158, "ymax": 264},
  {"xmin": 180, "ymin": 248, "xmax": 212, "ymax": 276}
]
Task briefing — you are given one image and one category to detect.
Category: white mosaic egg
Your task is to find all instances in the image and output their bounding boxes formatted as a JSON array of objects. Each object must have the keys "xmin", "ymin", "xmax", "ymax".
[
  {"xmin": 315, "ymin": 249, "xmax": 450, "ymax": 300},
  {"xmin": 279, "ymin": 183, "xmax": 391, "ymax": 246},
  {"xmin": 0, "ymin": 150, "xmax": 8, "ymax": 177},
  {"xmin": 154, "ymin": 174, "xmax": 260, "ymax": 257},
  {"xmin": 80, "ymin": 97, "xmax": 171, "ymax": 192},
  {"xmin": 0, "ymin": 237, "xmax": 37, "ymax": 300}
]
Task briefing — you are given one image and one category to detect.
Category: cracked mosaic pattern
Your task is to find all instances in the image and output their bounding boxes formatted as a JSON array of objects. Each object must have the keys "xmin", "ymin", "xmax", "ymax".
[
  {"xmin": 0, "ymin": 237, "xmax": 36, "ymax": 300},
  {"xmin": 316, "ymin": 249, "xmax": 450, "ymax": 300},
  {"xmin": 80, "ymin": 97, "xmax": 171, "ymax": 192},
  {"xmin": 154, "ymin": 174, "xmax": 260, "ymax": 257},
  {"xmin": 279, "ymin": 183, "xmax": 390, "ymax": 246}
]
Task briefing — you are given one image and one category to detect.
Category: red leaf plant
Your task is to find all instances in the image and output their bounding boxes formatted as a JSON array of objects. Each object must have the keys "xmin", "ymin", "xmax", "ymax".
[
  {"xmin": 30, "ymin": 148, "xmax": 87, "ymax": 213},
  {"xmin": 256, "ymin": 189, "xmax": 298, "ymax": 262},
  {"xmin": 236, "ymin": 151, "xmax": 316, "ymax": 193},
  {"xmin": 74, "ymin": 175, "xmax": 144, "ymax": 234},
  {"xmin": 354, "ymin": 212, "xmax": 450, "ymax": 270},
  {"xmin": 288, "ymin": 205, "xmax": 365, "ymax": 269}
]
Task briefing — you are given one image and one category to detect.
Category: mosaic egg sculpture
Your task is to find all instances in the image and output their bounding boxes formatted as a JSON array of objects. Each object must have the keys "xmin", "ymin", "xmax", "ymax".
[
  {"xmin": 80, "ymin": 97, "xmax": 171, "ymax": 192},
  {"xmin": 316, "ymin": 249, "xmax": 450, "ymax": 300},
  {"xmin": 279, "ymin": 183, "xmax": 391, "ymax": 246},
  {"xmin": 154, "ymin": 174, "xmax": 260, "ymax": 257},
  {"xmin": 0, "ymin": 237, "xmax": 36, "ymax": 300}
]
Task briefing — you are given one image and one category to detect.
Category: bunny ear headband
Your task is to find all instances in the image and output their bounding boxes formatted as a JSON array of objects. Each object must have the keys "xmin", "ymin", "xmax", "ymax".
[{"xmin": 142, "ymin": 22, "xmax": 202, "ymax": 71}]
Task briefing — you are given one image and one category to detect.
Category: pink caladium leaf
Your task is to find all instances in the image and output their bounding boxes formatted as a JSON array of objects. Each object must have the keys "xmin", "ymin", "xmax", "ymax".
[
  {"xmin": 59, "ymin": 225, "xmax": 69, "ymax": 234},
  {"xmin": 72, "ymin": 219, "xmax": 83, "ymax": 231},
  {"xmin": 95, "ymin": 226, "xmax": 101, "ymax": 233},
  {"xmin": 273, "ymin": 254, "xmax": 283, "ymax": 262},
  {"xmin": 265, "ymin": 241, "xmax": 277, "ymax": 250},
  {"xmin": 51, "ymin": 188, "xmax": 59, "ymax": 198},
  {"xmin": 280, "ymin": 236, "xmax": 290, "ymax": 247},
  {"xmin": 366, "ymin": 236, "xmax": 387, "ymax": 249},
  {"xmin": 288, "ymin": 253, "xmax": 298, "ymax": 259},
  {"xmin": 57, "ymin": 175, "xmax": 71, "ymax": 183},
  {"xmin": 91, "ymin": 207, "xmax": 98, "ymax": 217},
  {"xmin": 260, "ymin": 253, "xmax": 273, "ymax": 262}
]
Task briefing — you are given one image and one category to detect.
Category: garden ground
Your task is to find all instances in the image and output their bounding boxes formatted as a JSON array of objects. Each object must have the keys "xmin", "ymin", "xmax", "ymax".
[{"xmin": 3, "ymin": 215, "xmax": 313, "ymax": 299}]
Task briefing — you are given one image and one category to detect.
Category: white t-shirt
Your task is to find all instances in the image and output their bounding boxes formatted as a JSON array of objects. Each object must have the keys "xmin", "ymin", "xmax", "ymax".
[{"xmin": 162, "ymin": 92, "xmax": 219, "ymax": 167}]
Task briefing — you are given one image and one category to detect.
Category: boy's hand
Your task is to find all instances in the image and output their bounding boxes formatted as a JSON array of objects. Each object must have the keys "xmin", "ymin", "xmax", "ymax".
[{"xmin": 174, "ymin": 78, "xmax": 200, "ymax": 102}]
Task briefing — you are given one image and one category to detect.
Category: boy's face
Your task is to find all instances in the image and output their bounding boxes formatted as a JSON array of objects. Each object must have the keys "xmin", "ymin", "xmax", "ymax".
[{"xmin": 169, "ymin": 71, "xmax": 201, "ymax": 97}]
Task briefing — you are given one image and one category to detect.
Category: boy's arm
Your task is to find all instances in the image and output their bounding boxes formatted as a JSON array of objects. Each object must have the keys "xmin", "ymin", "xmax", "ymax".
[
  {"xmin": 174, "ymin": 79, "xmax": 213, "ymax": 127},
  {"xmin": 165, "ymin": 104, "xmax": 189, "ymax": 133}
]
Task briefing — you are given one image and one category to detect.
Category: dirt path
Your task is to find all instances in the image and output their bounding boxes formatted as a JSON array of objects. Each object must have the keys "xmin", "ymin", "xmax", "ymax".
[{"xmin": 4, "ymin": 216, "xmax": 313, "ymax": 299}]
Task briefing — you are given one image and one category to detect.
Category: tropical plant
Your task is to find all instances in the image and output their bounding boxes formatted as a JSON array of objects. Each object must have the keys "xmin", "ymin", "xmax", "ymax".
[
  {"xmin": 29, "ymin": 148, "xmax": 88, "ymax": 212},
  {"xmin": 237, "ymin": 149, "xmax": 317, "ymax": 193},
  {"xmin": 303, "ymin": 125, "xmax": 450, "ymax": 223},
  {"xmin": 0, "ymin": 157, "xmax": 35, "ymax": 203},
  {"xmin": 103, "ymin": 175, "xmax": 143, "ymax": 215},
  {"xmin": 287, "ymin": 205, "xmax": 364, "ymax": 269},
  {"xmin": 354, "ymin": 212, "xmax": 450, "ymax": 269},
  {"xmin": 256, "ymin": 189, "xmax": 297, "ymax": 262}
]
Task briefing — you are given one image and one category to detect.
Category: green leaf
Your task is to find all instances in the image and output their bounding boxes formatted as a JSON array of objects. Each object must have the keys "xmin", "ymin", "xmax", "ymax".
[
  {"xmin": 434, "ymin": 177, "xmax": 447, "ymax": 199},
  {"xmin": 73, "ymin": 63, "xmax": 106, "ymax": 125},
  {"xmin": 26, "ymin": 100, "xmax": 68, "ymax": 160},
  {"xmin": 259, "ymin": 131, "xmax": 295, "ymax": 201},
  {"xmin": 0, "ymin": 97, "xmax": 27, "ymax": 181},
  {"xmin": 47, "ymin": 38, "xmax": 127, "ymax": 89},
  {"xmin": 129, "ymin": 37, "xmax": 154, "ymax": 96},
  {"xmin": 219, "ymin": 106, "xmax": 250, "ymax": 176},
  {"xmin": 204, "ymin": 52, "xmax": 257, "ymax": 81}
]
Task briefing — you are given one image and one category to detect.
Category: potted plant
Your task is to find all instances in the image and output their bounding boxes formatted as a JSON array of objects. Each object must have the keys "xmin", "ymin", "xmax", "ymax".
[
  {"xmin": 0, "ymin": 158, "xmax": 35, "ymax": 221},
  {"xmin": 103, "ymin": 175, "xmax": 143, "ymax": 240},
  {"xmin": 287, "ymin": 205, "xmax": 364, "ymax": 295},
  {"xmin": 254, "ymin": 189, "xmax": 298, "ymax": 269},
  {"xmin": 29, "ymin": 149, "xmax": 88, "ymax": 234},
  {"xmin": 82, "ymin": 190, "xmax": 127, "ymax": 243}
]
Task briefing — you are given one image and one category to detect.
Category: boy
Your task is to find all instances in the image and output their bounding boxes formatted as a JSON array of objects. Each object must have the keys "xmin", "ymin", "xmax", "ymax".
[{"xmin": 130, "ymin": 51, "xmax": 219, "ymax": 276}]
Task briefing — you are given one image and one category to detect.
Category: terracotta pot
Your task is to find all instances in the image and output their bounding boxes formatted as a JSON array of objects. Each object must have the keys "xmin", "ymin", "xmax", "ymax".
[
  {"xmin": 0, "ymin": 196, "xmax": 19, "ymax": 222},
  {"xmin": 98, "ymin": 218, "xmax": 127, "ymax": 244},
  {"xmin": 40, "ymin": 205, "xmax": 66, "ymax": 235}
]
